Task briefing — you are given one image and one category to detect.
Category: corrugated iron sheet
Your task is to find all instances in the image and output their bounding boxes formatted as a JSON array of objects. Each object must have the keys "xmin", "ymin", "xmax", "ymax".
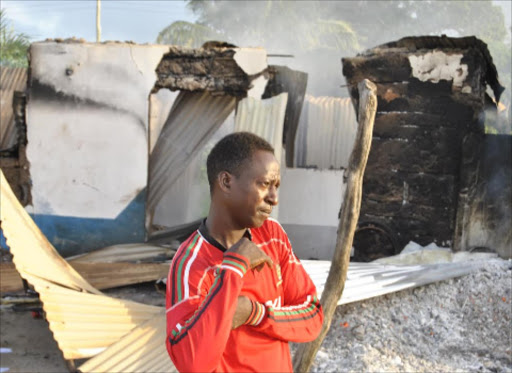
[
  {"xmin": 303, "ymin": 259, "xmax": 486, "ymax": 306},
  {"xmin": 26, "ymin": 274, "xmax": 162, "ymax": 359},
  {"xmin": 79, "ymin": 315, "xmax": 176, "ymax": 373},
  {"xmin": 235, "ymin": 93, "xmax": 288, "ymax": 220},
  {"xmin": 69, "ymin": 262, "xmax": 170, "ymax": 290},
  {"xmin": 295, "ymin": 95, "xmax": 357, "ymax": 170},
  {"xmin": 234, "ymin": 93, "xmax": 288, "ymax": 164},
  {"xmin": 147, "ymin": 91, "xmax": 235, "ymax": 228},
  {"xmin": 0, "ymin": 67, "xmax": 27, "ymax": 150},
  {"xmin": 0, "ymin": 261, "xmax": 170, "ymax": 293},
  {"xmin": 0, "ymin": 170, "xmax": 165, "ymax": 360},
  {"xmin": 66, "ymin": 243, "xmax": 175, "ymax": 263}
]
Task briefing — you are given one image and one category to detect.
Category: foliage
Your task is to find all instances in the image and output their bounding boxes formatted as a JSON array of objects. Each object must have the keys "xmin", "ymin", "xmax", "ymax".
[
  {"xmin": 0, "ymin": 10, "xmax": 30, "ymax": 68},
  {"xmin": 156, "ymin": 20, "xmax": 221, "ymax": 48}
]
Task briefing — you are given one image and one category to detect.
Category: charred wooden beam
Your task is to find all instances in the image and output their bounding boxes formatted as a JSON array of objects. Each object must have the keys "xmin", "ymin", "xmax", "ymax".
[
  {"xmin": 153, "ymin": 46, "xmax": 269, "ymax": 97},
  {"xmin": 263, "ymin": 65, "xmax": 308, "ymax": 167}
]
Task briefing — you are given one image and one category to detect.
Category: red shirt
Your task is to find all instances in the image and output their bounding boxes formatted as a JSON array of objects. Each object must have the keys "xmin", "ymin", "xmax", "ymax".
[{"xmin": 166, "ymin": 218, "xmax": 323, "ymax": 372}]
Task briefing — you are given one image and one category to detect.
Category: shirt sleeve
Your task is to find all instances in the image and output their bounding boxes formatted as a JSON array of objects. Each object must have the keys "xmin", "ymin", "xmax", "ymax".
[
  {"xmin": 253, "ymin": 222, "xmax": 324, "ymax": 342},
  {"xmin": 165, "ymin": 236, "xmax": 249, "ymax": 372}
]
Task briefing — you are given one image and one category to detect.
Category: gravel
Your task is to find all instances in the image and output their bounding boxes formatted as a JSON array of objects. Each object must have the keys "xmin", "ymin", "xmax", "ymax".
[{"xmin": 299, "ymin": 258, "xmax": 512, "ymax": 373}]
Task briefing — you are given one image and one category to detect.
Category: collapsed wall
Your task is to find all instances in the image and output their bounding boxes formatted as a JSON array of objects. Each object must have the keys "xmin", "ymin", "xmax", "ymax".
[{"xmin": 342, "ymin": 36, "xmax": 509, "ymax": 259}]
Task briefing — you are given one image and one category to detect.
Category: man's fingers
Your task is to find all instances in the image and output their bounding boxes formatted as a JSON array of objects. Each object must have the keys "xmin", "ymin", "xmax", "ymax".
[{"xmin": 254, "ymin": 255, "xmax": 273, "ymax": 271}]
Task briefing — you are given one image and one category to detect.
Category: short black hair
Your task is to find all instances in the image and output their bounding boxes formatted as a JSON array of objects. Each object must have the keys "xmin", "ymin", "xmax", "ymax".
[{"xmin": 207, "ymin": 132, "xmax": 274, "ymax": 193}]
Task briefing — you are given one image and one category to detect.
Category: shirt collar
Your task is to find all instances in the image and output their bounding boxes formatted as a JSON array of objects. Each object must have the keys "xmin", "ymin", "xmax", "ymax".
[{"xmin": 198, "ymin": 219, "xmax": 252, "ymax": 252}]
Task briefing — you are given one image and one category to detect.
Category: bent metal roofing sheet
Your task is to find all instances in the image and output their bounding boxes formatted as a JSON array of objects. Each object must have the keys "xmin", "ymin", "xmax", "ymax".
[{"xmin": 0, "ymin": 170, "xmax": 165, "ymax": 361}]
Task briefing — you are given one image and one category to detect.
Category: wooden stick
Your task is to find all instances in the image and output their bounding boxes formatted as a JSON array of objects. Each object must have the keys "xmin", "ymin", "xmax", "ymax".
[{"xmin": 293, "ymin": 79, "xmax": 377, "ymax": 372}]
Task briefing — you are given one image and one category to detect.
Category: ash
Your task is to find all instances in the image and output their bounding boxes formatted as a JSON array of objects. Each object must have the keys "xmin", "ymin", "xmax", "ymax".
[{"xmin": 293, "ymin": 259, "xmax": 512, "ymax": 373}]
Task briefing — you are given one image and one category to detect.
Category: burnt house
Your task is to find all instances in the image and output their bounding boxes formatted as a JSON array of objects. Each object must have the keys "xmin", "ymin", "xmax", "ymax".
[{"xmin": 343, "ymin": 36, "xmax": 511, "ymax": 260}]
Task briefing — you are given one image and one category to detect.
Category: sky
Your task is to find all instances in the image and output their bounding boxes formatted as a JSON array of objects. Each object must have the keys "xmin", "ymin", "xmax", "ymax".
[
  {"xmin": 1, "ymin": 0, "xmax": 197, "ymax": 44},
  {"xmin": 2, "ymin": 0, "xmax": 511, "ymax": 46}
]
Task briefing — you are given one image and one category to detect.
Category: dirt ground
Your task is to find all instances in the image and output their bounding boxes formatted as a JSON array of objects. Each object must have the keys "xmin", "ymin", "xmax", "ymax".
[{"xmin": 0, "ymin": 308, "xmax": 68, "ymax": 373}]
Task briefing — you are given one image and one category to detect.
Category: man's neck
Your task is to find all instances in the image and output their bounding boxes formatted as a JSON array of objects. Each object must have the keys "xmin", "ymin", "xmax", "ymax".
[{"xmin": 205, "ymin": 208, "xmax": 246, "ymax": 250}]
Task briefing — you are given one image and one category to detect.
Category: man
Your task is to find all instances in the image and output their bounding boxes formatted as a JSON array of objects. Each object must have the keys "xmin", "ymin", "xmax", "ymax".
[{"xmin": 166, "ymin": 132, "xmax": 323, "ymax": 372}]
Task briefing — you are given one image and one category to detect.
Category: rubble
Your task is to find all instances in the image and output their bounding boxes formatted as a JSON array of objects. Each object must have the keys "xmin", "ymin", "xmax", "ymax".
[{"xmin": 298, "ymin": 258, "xmax": 512, "ymax": 372}]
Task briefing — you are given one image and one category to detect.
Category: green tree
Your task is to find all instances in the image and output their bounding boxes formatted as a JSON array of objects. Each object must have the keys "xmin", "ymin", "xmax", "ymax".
[
  {"xmin": 157, "ymin": 20, "xmax": 221, "ymax": 48},
  {"xmin": 0, "ymin": 10, "xmax": 30, "ymax": 68}
]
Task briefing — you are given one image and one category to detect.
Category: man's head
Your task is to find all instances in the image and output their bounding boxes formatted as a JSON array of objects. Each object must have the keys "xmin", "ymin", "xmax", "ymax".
[{"xmin": 206, "ymin": 132, "xmax": 280, "ymax": 228}]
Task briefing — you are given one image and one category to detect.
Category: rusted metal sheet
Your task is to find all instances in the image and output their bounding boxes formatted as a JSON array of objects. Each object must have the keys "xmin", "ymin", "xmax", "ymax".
[
  {"xmin": 0, "ymin": 170, "xmax": 164, "ymax": 360},
  {"xmin": 295, "ymin": 95, "xmax": 357, "ymax": 169},
  {"xmin": 147, "ymin": 91, "xmax": 235, "ymax": 233},
  {"xmin": 0, "ymin": 67, "xmax": 27, "ymax": 150}
]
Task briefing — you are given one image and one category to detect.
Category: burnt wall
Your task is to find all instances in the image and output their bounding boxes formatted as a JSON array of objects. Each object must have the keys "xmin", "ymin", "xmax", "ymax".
[
  {"xmin": 455, "ymin": 134, "xmax": 512, "ymax": 258},
  {"xmin": 342, "ymin": 36, "xmax": 503, "ymax": 252}
]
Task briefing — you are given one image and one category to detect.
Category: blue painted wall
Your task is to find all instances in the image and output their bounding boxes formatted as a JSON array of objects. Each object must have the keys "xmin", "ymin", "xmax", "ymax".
[{"xmin": 1, "ymin": 189, "xmax": 146, "ymax": 257}]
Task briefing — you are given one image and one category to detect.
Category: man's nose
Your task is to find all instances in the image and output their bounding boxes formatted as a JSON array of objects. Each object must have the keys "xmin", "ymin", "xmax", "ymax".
[{"xmin": 267, "ymin": 186, "xmax": 278, "ymax": 206}]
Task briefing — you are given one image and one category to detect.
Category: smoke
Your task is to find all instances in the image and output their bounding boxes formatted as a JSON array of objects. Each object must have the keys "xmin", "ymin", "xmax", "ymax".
[{"xmin": 185, "ymin": 1, "xmax": 511, "ymax": 119}]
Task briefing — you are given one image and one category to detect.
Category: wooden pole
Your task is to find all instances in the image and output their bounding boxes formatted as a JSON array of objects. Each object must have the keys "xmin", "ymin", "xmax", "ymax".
[
  {"xmin": 96, "ymin": 0, "xmax": 101, "ymax": 43},
  {"xmin": 293, "ymin": 79, "xmax": 378, "ymax": 372}
]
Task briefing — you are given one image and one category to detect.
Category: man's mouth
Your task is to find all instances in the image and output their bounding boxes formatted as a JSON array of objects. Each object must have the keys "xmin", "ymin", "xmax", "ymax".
[{"xmin": 259, "ymin": 208, "xmax": 272, "ymax": 215}]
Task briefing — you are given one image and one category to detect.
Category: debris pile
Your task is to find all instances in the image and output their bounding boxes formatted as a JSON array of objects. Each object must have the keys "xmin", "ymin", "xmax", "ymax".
[{"xmin": 305, "ymin": 258, "xmax": 512, "ymax": 372}]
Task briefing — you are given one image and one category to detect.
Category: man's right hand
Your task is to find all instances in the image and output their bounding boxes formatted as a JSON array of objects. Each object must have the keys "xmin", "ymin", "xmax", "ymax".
[{"xmin": 227, "ymin": 237, "xmax": 273, "ymax": 271}]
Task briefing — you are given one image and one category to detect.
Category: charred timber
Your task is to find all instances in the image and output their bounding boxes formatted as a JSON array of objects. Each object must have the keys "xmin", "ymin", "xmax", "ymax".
[
  {"xmin": 153, "ymin": 46, "xmax": 268, "ymax": 96},
  {"xmin": 342, "ymin": 35, "xmax": 504, "ymax": 251},
  {"xmin": 263, "ymin": 66, "xmax": 308, "ymax": 167}
]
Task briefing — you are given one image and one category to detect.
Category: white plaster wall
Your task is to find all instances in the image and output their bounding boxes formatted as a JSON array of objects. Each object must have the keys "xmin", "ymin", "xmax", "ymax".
[
  {"xmin": 278, "ymin": 167, "xmax": 345, "ymax": 259},
  {"xmin": 27, "ymin": 102, "xmax": 147, "ymax": 218},
  {"xmin": 279, "ymin": 167, "xmax": 345, "ymax": 227},
  {"xmin": 27, "ymin": 42, "xmax": 171, "ymax": 219},
  {"xmin": 409, "ymin": 51, "xmax": 469, "ymax": 89}
]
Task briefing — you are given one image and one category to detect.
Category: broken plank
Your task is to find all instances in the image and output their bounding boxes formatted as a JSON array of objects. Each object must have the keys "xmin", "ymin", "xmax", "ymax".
[{"xmin": 1, "ymin": 261, "xmax": 170, "ymax": 293}]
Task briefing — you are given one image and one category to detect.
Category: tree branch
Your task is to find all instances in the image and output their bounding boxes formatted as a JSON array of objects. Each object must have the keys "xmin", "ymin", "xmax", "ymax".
[{"xmin": 292, "ymin": 79, "xmax": 377, "ymax": 372}]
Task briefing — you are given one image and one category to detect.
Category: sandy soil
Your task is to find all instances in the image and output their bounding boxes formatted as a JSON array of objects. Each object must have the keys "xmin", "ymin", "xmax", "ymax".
[
  {"xmin": 307, "ymin": 258, "xmax": 512, "ymax": 372},
  {"xmin": 0, "ymin": 308, "xmax": 68, "ymax": 373}
]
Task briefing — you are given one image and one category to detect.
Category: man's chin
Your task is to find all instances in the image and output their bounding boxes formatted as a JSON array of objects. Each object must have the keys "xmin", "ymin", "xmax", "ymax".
[{"xmin": 249, "ymin": 216, "xmax": 268, "ymax": 228}]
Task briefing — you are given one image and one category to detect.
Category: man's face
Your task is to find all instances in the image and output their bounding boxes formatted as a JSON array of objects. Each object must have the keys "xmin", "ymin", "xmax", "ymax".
[{"xmin": 227, "ymin": 150, "xmax": 280, "ymax": 229}]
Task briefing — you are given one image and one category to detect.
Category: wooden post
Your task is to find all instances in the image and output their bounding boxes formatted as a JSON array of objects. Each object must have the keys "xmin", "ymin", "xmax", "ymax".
[
  {"xmin": 293, "ymin": 79, "xmax": 377, "ymax": 372},
  {"xmin": 96, "ymin": 0, "xmax": 101, "ymax": 43}
]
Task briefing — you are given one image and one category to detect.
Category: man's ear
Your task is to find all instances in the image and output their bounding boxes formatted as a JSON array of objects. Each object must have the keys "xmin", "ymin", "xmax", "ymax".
[{"xmin": 217, "ymin": 171, "xmax": 232, "ymax": 193}]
